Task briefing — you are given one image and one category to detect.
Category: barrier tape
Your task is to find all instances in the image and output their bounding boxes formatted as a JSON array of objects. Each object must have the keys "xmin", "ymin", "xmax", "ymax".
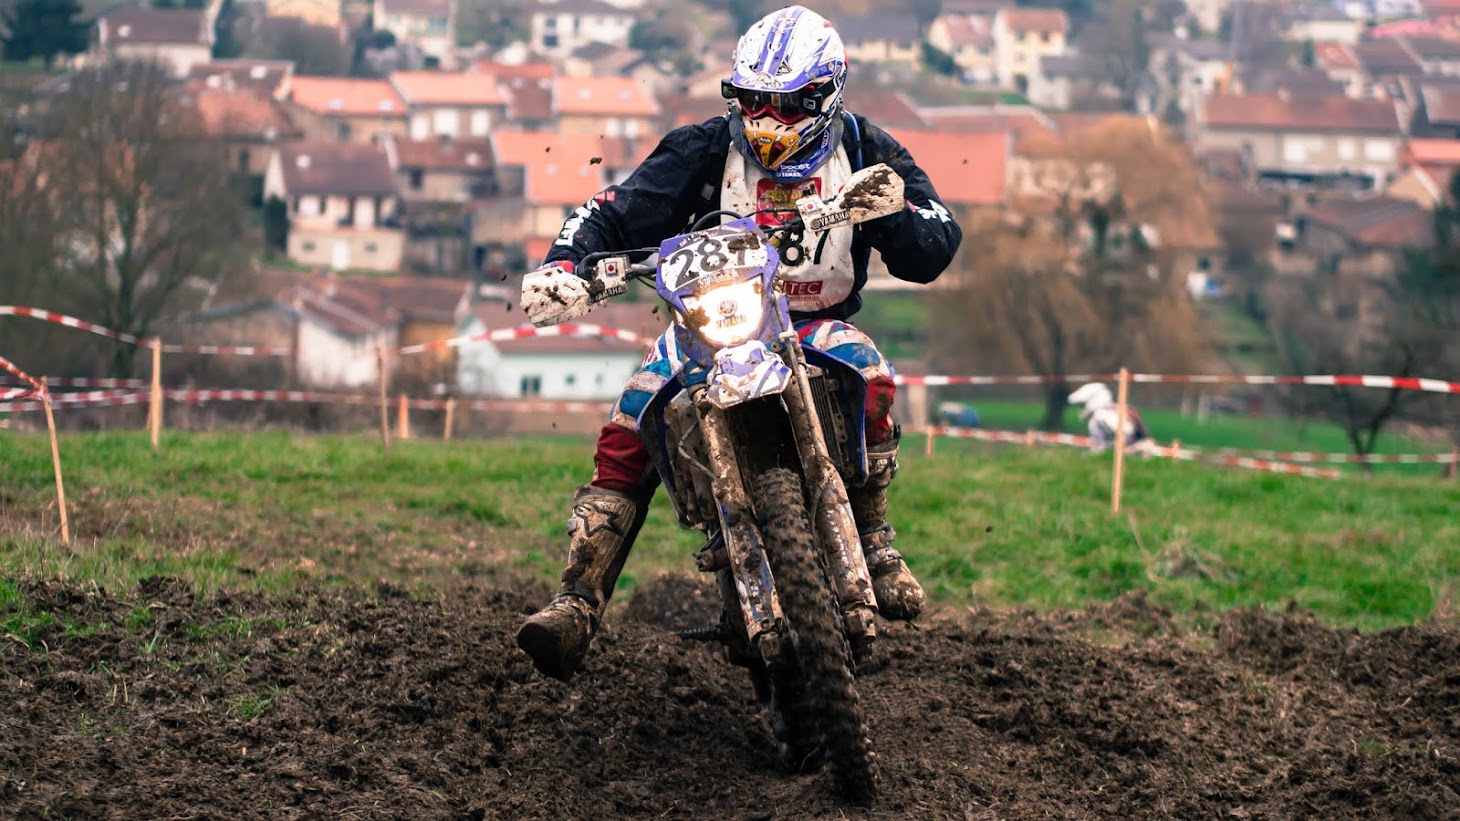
[
  {"xmin": 0, "ymin": 389, "xmax": 149, "ymax": 413},
  {"xmin": 931, "ymin": 425, "xmax": 1348, "ymax": 479},
  {"xmin": 1, "ymin": 306, "xmax": 290, "ymax": 356},
  {"xmin": 1, "ymin": 386, "xmax": 36, "ymax": 401},
  {"xmin": 1161, "ymin": 446, "xmax": 1342, "ymax": 479},
  {"xmin": 930, "ymin": 425, "xmax": 1093, "ymax": 448},
  {"xmin": 1, "ymin": 376, "xmax": 147, "ymax": 389},
  {"xmin": 896, "ymin": 372, "xmax": 1460, "ymax": 394},
  {"xmin": 0, "ymin": 353, "xmax": 43, "ymax": 392},
  {"xmin": 394, "ymin": 323, "xmax": 653, "ymax": 356},
  {"xmin": 1185, "ymin": 447, "xmax": 1459, "ymax": 465}
]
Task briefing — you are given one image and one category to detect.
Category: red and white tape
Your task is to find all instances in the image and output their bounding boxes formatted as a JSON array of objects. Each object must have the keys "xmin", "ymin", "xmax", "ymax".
[
  {"xmin": 0, "ymin": 306, "xmax": 290, "ymax": 356},
  {"xmin": 898, "ymin": 374, "xmax": 1115, "ymax": 386},
  {"xmin": 0, "ymin": 353, "xmax": 43, "ymax": 392},
  {"xmin": 0, "ymin": 389, "xmax": 149, "ymax": 413},
  {"xmin": 162, "ymin": 388, "xmax": 614, "ymax": 415},
  {"xmin": 1162, "ymin": 447, "xmax": 1342, "ymax": 479},
  {"xmin": 1, "ymin": 386, "xmax": 35, "ymax": 401},
  {"xmin": 897, "ymin": 372, "xmax": 1460, "ymax": 395},
  {"xmin": 1, "ymin": 376, "xmax": 147, "ymax": 389},
  {"xmin": 931, "ymin": 425, "xmax": 1093, "ymax": 448},
  {"xmin": 1182, "ymin": 447, "xmax": 1460, "ymax": 465},
  {"xmin": 394, "ymin": 323, "xmax": 653, "ymax": 356}
]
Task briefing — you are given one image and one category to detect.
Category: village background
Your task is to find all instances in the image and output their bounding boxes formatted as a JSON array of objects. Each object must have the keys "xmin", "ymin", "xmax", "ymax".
[{"xmin": 1, "ymin": 0, "xmax": 1458, "ymax": 454}]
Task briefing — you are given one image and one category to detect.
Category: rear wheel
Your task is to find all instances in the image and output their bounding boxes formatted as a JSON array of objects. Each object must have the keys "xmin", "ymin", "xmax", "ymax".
[{"xmin": 750, "ymin": 467, "xmax": 878, "ymax": 802}]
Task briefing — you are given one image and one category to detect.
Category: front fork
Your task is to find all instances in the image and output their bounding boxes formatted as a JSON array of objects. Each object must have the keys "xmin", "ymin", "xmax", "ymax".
[
  {"xmin": 691, "ymin": 332, "xmax": 880, "ymax": 668},
  {"xmin": 773, "ymin": 330, "xmax": 879, "ymax": 656}
]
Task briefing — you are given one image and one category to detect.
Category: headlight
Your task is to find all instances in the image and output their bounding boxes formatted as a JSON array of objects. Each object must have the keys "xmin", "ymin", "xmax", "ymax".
[{"xmin": 683, "ymin": 280, "xmax": 765, "ymax": 348}]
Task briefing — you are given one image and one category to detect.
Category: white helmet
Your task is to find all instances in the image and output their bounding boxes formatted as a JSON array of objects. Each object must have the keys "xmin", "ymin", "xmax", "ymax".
[
  {"xmin": 723, "ymin": 5, "xmax": 848, "ymax": 182},
  {"xmin": 1068, "ymin": 382, "xmax": 1114, "ymax": 420}
]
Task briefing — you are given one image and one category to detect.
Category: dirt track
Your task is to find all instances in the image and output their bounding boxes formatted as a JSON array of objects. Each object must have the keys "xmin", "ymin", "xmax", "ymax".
[{"xmin": 2, "ymin": 571, "xmax": 1457, "ymax": 820}]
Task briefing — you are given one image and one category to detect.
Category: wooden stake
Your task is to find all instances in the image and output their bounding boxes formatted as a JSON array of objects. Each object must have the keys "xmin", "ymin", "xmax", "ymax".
[
  {"xmin": 1450, "ymin": 447, "xmax": 1459, "ymax": 481},
  {"xmin": 41, "ymin": 378, "xmax": 70, "ymax": 545},
  {"xmin": 1111, "ymin": 367, "xmax": 1130, "ymax": 514},
  {"xmin": 397, "ymin": 393, "xmax": 411, "ymax": 440},
  {"xmin": 925, "ymin": 426, "xmax": 935, "ymax": 456},
  {"xmin": 1025, "ymin": 429, "xmax": 1036, "ymax": 447},
  {"xmin": 443, "ymin": 397, "xmax": 456, "ymax": 441},
  {"xmin": 149, "ymin": 337, "xmax": 162, "ymax": 449},
  {"xmin": 377, "ymin": 345, "xmax": 391, "ymax": 451},
  {"xmin": 1170, "ymin": 439, "xmax": 1181, "ymax": 460}
]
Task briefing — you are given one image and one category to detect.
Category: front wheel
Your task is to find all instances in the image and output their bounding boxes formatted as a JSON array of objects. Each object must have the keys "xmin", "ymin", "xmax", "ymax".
[{"xmin": 751, "ymin": 467, "xmax": 878, "ymax": 802}]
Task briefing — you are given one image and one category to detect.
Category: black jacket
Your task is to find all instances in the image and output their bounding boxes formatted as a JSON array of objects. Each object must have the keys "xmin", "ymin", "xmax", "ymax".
[{"xmin": 543, "ymin": 112, "xmax": 963, "ymax": 321}]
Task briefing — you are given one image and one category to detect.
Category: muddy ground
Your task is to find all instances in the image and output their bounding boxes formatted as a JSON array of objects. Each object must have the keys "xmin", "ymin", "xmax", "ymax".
[{"xmin": 2, "ymin": 570, "xmax": 1457, "ymax": 820}]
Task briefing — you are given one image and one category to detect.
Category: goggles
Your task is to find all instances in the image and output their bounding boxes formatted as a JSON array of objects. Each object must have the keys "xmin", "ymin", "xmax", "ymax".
[{"xmin": 722, "ymin": 80, "xmax": 834, "ymax": 124}]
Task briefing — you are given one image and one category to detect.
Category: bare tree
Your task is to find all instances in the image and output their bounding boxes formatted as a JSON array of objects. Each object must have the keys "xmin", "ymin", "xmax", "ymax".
[
  {"xmin": 1264, "ymin": 267, "xmax": 1446, "ymax": 459},
  {"xmin": 932, "ymin": 116, "xmax": 1218, "ymax": 429},
  {"xmin": 246, "ymin": 17, "xmax": 352, "ymax": 76},
  {"xmin": 29, "ymin": 61, "xmax": 249, "ymax": 377}
]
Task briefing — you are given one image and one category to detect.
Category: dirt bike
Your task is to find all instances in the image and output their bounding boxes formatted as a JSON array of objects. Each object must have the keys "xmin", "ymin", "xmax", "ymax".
[{"xmin": 521, "ymin": 163, "xmax": 906, "ymax": 801}]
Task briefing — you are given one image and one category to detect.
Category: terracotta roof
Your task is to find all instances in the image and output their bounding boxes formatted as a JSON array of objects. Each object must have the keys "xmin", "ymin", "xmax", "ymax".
[
  {"xmin": 525, "ymin": 160, "xmax": 604, "ymax": 206},
  {"xmin": 379, "ymin": 0, "xmax": 449, "ymax": 16},
  {"xmin": 919, "ymin": 105, "xmax": 1057, "ymax": 145},
  {"xmin": 288, "ymin": 76, "xmax": 406, "ymax": 116},
  {"xmin": 284, "ymin": 273, "xmax": 468, "ymax": 336},
  {"xmin": 501, "ymin": 74, "xmax": 555, "ymax": 121},
  {"xmin": 1352, "ymin": 40, "xmax": 1424, "ymax": 76},
  {"xmin": 594, "ymin": 135, "xmax": 655, "ymax": 170},
  {"xmin": 392, "ymin": 138, "xmax": 494, "ymax": 171},
  {"xmin": 552, "ymin": 76, "xmax": 660, "ymax": 117},
  {"xmin": 661, "ymin": 94, "xmax": 730, "ymax": 129},
  {"xmin": 1315, "ymin": 42, "xmax": 1359, "ymax": 70},
  {"xmin": 1238, "ymin": 65, "xmax": 1346, "ymax": 97},
  {"xmin": 999, "ymin": 8, "xmax": 1068, "ymax": 34},
  {"xmin": 468, "ymin": 298, "xmax": 666, "ymax": 352},
  {"xmin": 472, "ymin": 60, "xmax": 556, "ymax": 81},
  {"xmin": 390, "ymin": 71, "xmax": 510, "ymax": 107},
  {"xmin": 524, "ymin": 236, "xmax": 556, "ymax": 266},
  {"xmin": 490, "ymin": 128, "xmax": 606, "ymax": 168},
  {"xmin": 1201, "ymin": 94, "xmax": 1401, "ymax": 134},
  {"xmin": 885, "ymin": 128, "xmax": 1007, "ymax": 206},
  {"xmin": 1404, "ymin": 137, "xmax": 1460, "ymax": 165},
  {"xmin": 1303, "ymin": 196, "xmax": 1434, "ymax": 247},
  {"xmin": 1372, "ymin": 20, "xmax": 1441, "ymax": 38},
  {"xmin": 1420, "ymin": 81, "xmax": 1460, "ymax": 124},
  {"xmin": 277, "ymin": 140, "xmax": 399, "ymax": 196},
  {"xmin": 935, "ymin": 13, "xmax": 994, "ymax": 48},
  {"xmin": 844, "ymin": 91, "xmax": 928, "ymax": 129},
  {"xmin": 180, "ymin": 86, "xmax": 302, "ymax": 140},
  {"xmin": 186, "ymin": 59, "xmax": 295, "ymax": 98},
  {"xmin": 97, "ymin": 5, "xmax": 209, "ymax": 45}
]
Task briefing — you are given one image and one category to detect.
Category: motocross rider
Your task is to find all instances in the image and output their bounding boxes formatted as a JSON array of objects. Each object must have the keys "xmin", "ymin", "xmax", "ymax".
[{"xmin": 516, "ymin": 4, "xmax": 964, "ymax": 682}]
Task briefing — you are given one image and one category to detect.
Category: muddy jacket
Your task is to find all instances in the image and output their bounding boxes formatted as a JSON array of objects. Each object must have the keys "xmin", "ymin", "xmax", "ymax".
[{"xmin": 543, "ymin": 112, "xmax": 963, "ymax": 322}]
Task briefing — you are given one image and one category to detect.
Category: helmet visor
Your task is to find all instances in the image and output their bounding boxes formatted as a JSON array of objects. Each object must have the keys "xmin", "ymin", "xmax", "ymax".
[{"xmin": 722, "ymin": 80, "xmax": 833, "ymax": 124}]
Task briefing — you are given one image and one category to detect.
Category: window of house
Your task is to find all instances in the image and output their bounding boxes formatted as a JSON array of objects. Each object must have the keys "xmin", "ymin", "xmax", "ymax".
[
  {"xmin": 238, "ymin": 148, "xmax": 251, "ymax": 173},
  {"xmin": 470, "ymin": 110, "xmax": 490, "ymax": 135},
  {"xmin": 520, "ymin": 375, "xmax": 542, "ymax": 396},
  {"xmin": 565, "ymin": 374, "xmax": 576, "ymax": 386},
  {"xmin": 410, "ymin": 169, "xmax": 424, "ymax": 190},
  {"xmin": 543, "ymin": 33, "xmax": 559, "ymax": 48},
  {"xmin": 1363, "ymin": 140, "xmax": 1395, "ymax": 162},
  {"xmin": 302, "ymin": 240, "xmax": 316, "ymax": 252},
  {"xmin": 299, "ymin": 196, "xmax": 320, "ymax": 217},
  {"xmin": 1337, "ymin": 139, "xmax": 1356, "ymax": 160},
  {"xmin": 336, "ymin": 121, "xmax": 351, "ymax": 140},
  {"xmin": 365, "ymin": 242, "xmax": 378, "ymax": 253}
]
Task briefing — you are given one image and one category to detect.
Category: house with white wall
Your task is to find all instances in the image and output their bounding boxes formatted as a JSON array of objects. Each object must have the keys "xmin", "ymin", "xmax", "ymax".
[{"xmin": 455, "ymin": 299, "xmax": 666, "ymax": 398}]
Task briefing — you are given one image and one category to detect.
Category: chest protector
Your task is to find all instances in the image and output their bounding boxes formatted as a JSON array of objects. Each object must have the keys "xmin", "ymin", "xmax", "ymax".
[{"xmin": 720, "ymin": 144, "xmax": 856, "ymax": 314}]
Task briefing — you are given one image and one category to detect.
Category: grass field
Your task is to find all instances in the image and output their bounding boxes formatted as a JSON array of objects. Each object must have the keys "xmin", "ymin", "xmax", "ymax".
[{"xmin": 2, "ymin": 429, "xmax": 1457, "ymax": 633}]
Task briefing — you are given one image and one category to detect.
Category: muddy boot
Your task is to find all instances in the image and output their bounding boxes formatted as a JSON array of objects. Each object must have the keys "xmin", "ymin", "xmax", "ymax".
[
  {"xmin": 849, "ymin": 436, "xmax": 926, "ymax": 621},
  {"xmin": 516, "ymin": 485, "xmax": 646, "ymax": 682}
]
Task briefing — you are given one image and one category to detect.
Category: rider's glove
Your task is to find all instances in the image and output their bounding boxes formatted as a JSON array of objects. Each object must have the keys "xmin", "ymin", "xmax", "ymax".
[{"xmin": 521, "ymin": 260, "xmax": 592, "ymax": 327}]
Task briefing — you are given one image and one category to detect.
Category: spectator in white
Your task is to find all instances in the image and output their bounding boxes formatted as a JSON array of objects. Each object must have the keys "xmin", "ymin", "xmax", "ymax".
[{"xmin": 1068, "ymin": 382, "xmax": 1156, "ymax": 455}]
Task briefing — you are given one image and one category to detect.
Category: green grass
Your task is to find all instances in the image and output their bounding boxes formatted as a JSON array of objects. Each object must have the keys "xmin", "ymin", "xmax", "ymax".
[{"xmin": 1, "ymin": 430, "xmax": 1456, "ymax": 632}]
